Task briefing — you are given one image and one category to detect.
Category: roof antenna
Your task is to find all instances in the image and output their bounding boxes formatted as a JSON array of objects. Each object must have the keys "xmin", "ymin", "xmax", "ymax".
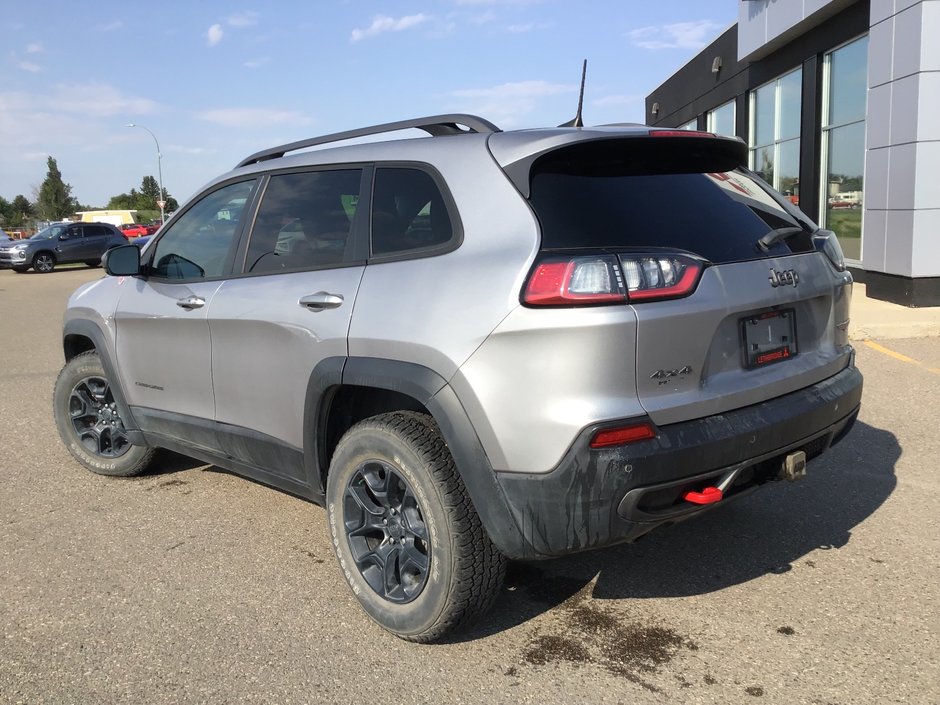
[{"xmin": 558, "ymin": 59, "xmax": 587, "ymax": 128}]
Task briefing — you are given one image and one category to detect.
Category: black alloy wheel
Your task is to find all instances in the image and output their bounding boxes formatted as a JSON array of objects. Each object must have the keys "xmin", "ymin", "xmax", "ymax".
[
  {"xmin": 343, "ymin": 460, "xmax": 430, "ymax": 603},
  {"xmin": 67, "ymin": 375, "xmax": 132, "ymax": 458}
]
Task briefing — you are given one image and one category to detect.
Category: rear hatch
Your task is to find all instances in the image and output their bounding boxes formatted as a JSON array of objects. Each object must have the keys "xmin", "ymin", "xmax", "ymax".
[{"xmin": 518, "ymin": 133, "xmax": 853, "ymax": 426}]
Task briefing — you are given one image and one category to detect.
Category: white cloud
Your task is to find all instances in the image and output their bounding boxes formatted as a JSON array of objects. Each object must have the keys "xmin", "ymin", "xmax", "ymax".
[
  {"xmin": 49, "ymin": 83, "xmax": 157, "ymax": 116},
  {"xmin": 196, "ymin": 107, "xmax": 312, "ymax": 129},
  {"xmin": 167, "ymin": 145, "xmax": 213, "ymax": 156},
  {"xmin": 97, "ymin": 20, "xmax": 123, "ymax": 32},
  {"xmin": 243, "ymin": 57, "xmax": 271, "ymax": 69},
  {"xmin": 16, "ymin": 60, "xmax": 41, "ymax": 73},
  {"xmin": 626, "ymin": 20, "xmax": 724, "ymax": 50},
  {"xmin": 227, "ymin": 11, "xmax": 259, "ymax": 28},
  {"xmin": 449, "ymin": 80, "xmax": 573, "ymax": 126},
  {"xmin": 351, "ymin": 14, "xmax": 429, "ymax": 42},
  {"xmin": 455, "ymin": 0, "xmax": 541, "ymax": 5},
  {"xmin": 506, "ymin": 21, "xmax": 550, "ymax": 33},
  {"xmin": 592, "ymin": 94, "xmax": 641, "ymax": 108},
  {"xmin": 25, "ymin": 43, "xmax": 43, "ymax": 54},
  {"xmin": 207, "ymin": 24, "xmax": 224, "ymax": 47}
]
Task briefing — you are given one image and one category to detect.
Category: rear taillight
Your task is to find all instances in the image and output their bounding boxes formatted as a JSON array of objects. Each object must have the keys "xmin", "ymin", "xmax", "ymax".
[
  {"xmin": 813, "ymin": 229, "xmax": 846, "ymax": 272},
  {"xmin": 523, "ymin": 253, "xmax": 704, "ymax": 306},
  {"xmin": 619, "ymin": 254, "xmax": 703, "ymax": 302},
  {"xmin": 523, "ymin": 255, "xmax": 626, "ymax": 306}
]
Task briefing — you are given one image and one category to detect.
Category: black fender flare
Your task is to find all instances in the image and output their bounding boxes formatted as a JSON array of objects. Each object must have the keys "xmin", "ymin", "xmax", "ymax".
[
  {"xmin": 62, "ymin": 319, "xmax": 145, "ymax": 445},
  {"xmin": 304, "ymin": 356, "xmax": 531, "ymax": 559}
]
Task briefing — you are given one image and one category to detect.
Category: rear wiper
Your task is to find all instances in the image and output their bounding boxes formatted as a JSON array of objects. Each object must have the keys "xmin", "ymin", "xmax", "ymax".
[{"xmin": 756, "ymin": 226, "xmax": 807, "ymax": 252}]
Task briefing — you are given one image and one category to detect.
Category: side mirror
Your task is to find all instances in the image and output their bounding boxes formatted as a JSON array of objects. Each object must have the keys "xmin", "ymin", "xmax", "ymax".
[{"xmin": 103, "ymin": 244, "xmax": 141, "ymax": 276}]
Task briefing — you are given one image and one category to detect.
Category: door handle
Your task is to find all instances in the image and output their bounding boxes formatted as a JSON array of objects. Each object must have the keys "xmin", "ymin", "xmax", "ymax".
[
  {"xmin": 176, "ymin": 295, "xmax": 205, "ymax": 310},
  {"xmin": 299, "ymin": 292, "xmax": 344, "ymax": 311}
]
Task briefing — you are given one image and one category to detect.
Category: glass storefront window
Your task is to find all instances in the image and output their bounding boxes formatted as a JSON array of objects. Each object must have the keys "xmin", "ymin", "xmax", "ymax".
[
  {"xmin": 820, "ymin": 35, "xmax": 868, "ymax": 262},
  {"xmin": 707, "ymin": 101, "xmax": 735, "ymax": 136},
  {"xmin": 677, "ymin": 118, "xmax": 698, "ymax": 130},
  {"xmin": 749, "ymin": 68, "xmax": 802, "ymax": 199}
]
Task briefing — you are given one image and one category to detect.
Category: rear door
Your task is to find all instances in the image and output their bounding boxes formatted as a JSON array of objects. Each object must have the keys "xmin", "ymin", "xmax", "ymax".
[
  {"xmin": 527, "ymin": 136, "xmax": 853, "ymax": 426},
  {"xmin": 207, "ymin": 167, "xmax": 368, "ymax": 484}
]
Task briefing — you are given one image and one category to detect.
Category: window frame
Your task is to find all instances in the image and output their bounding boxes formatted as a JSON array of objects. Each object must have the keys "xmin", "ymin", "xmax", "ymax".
[
  {"xmin": 366, "ymin": 162, "xmax": 463, "ymax": 264},
  {"xmin": 235, "ymin": 165, "xmax": 372, "ymax": 277},
  {"xmin": 142, "ymin": 177, "xmax": 261, "ymax": 283},
  {"xmin": 748, "ymin": 66, "xmax": 802, "ymax": 195},
  {"xmin": 818, "ymin": 33, "xmax": 869, "ymax": 264}
]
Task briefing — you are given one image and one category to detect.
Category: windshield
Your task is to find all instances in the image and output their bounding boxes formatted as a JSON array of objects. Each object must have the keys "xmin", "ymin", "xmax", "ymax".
[{"xmin": 30, "ymin": 225, "xmax": 68, "ymax": 240}]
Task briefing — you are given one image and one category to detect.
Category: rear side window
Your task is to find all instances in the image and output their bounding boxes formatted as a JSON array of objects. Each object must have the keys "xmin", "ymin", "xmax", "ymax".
[
  {"xmin": 245, "ymin": 169, "xmax": 362, "ymax": 273},
  {"xmin": 529, "ymin": 139, "xmax": 813, "ymax": 263},
  {"xmin": 371, "ymin": 168, "xmax": 455, "ymax": 256}
]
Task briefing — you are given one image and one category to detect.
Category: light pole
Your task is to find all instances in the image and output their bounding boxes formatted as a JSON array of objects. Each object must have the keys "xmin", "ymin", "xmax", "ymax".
[{"xmin": 126, "ymin": 123, "xmax": 165, "ymax": 224}]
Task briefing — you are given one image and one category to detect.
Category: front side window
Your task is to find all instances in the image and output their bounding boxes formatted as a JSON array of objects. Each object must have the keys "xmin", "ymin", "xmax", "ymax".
[
  {"xmin": 245, "ymin": 169, "xmax": 362, "ymax": 273},
  {"xmin": 149, "ymin": 180, "xmax": 256, "ymax": 280},
  {"xmin": 749, "ymin": 68, "xmax": 802, "ymax": 198},
  {"xmin": 371, "ymin": 168, "xmax": 455, "ymax": 256},
  {"xmin": 820, "ymin": 35, "xmax": 868, "ymax": 262}
]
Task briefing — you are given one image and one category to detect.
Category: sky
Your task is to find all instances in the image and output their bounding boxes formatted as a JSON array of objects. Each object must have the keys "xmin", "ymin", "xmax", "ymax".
[{"xmin": 1, "ymin": 1, "xmax": 738, "ymax": 209}]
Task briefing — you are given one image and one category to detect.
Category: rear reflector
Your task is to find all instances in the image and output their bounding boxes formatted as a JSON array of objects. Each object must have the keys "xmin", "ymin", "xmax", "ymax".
[{"xmin": 590, "ymin": 423, "xmax": 656, "ymax": 448}]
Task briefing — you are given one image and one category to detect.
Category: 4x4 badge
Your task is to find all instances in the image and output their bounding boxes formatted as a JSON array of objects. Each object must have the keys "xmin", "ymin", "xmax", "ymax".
[
  {"xmin": 769, "ymin": 268, "xmax": 799, "ymax": 288},
  {"xmin": 650, "ymin": 366, "xmax": 693, "ymax": 381}
]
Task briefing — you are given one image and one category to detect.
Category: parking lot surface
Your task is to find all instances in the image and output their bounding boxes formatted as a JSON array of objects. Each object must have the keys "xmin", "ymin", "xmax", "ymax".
[{"xmin": 1, "ymin": 267, "xmax": 937, "ymax": 704}]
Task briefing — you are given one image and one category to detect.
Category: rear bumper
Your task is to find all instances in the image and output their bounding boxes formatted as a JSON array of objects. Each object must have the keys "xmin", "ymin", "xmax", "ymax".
[{"xmin": 493, "ymin": 363, "xmax": 863, "ymax": 559}]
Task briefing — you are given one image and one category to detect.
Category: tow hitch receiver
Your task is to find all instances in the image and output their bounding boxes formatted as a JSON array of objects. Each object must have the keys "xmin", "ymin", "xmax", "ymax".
[
  {"xmin": 681, "ymin": 486, "xmax": 723, "ymax": 505},
  {"xmin": 781, "ymin": 450, "xmax": 807, "ymax": 482}
]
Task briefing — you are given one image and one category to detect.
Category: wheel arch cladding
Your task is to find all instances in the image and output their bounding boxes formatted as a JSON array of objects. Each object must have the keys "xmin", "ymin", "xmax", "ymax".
[
  {"xmin": 61, "ymin": 320, "xmax": 143, "ymax": 440},
  {"xmin": 306, "ymin": 356, "xmax": 531, "ymax": 558}
]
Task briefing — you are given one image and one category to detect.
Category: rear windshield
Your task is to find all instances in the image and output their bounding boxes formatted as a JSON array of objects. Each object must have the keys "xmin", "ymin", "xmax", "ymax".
[{"xmin": 529, "ymin": 139, "xmax": 814, "ymax": 263}]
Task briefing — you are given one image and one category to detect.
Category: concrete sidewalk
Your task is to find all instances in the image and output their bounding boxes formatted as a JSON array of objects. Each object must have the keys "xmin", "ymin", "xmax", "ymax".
[{"xmin": 849, "ymin": 283, "xmax": 940, "ymax": 340}]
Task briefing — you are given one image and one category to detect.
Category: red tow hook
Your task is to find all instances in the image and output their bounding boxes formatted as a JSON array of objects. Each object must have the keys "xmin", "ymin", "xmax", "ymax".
[{"xmin": 682, "ymin": 486, "xmax": 723, "ymax": 505}]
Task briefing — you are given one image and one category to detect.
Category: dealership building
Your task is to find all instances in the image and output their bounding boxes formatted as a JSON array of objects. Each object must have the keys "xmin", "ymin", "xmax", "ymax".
[{"xmin": 646, "ymin": 0, "xmax": 940, "ymax": 306}]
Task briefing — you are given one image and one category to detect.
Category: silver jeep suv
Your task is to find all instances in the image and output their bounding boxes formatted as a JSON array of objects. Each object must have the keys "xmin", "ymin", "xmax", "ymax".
[{"xmin": 54, "ymin": 115, "xmax": 862, "ymax": 642}]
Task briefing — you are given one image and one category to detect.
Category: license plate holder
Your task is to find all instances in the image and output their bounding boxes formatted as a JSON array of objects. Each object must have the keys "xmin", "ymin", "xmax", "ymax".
[{"xmin": 741, "ymin": 308, "xmax": 797, "ymax": 369}]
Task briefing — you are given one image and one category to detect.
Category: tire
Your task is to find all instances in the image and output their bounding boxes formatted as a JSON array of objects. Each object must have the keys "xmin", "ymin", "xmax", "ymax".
[
  {"xmin": 326, "ymin": 411, "xmax": 506, "ymax": 642},
  {"xmin": 32, "ymin": 252, "xmax": 56, "ymax": 273},
  {"xmin": 12, "ymin": 266, "xmax": 29, "ymax": 273},
  {"xmin": 85, "ymin": 260, "xmax": 100, "ymax": 268},
  {"xmin": 53, "ymin": 351, "xmax": 155, "ymax": 476}
]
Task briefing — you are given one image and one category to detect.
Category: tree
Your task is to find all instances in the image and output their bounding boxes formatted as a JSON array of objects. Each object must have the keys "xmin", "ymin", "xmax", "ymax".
[
  {"xmin": 105, "ymin": 177, "xmax": 178, "ymax": 219},
  {"xmin": 0, "ymin": 196, "xmax": 10, "ymax": 226},
  {"xmin": 11, "ymin": 195, "xmax": 34, "ymax": 227},
  {"xmin": 36, "ymin": 157, "xmax": 78, "ymax": 220},
  {"xmin": 140, "ymin": 176, "xmax": 160, "ymax": 207}
]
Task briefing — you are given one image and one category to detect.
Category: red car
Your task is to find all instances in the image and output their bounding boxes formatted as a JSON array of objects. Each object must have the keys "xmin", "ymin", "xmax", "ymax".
[{"xmin": 119, "ymin": 223, "xmax": 151, "ymax": 238}]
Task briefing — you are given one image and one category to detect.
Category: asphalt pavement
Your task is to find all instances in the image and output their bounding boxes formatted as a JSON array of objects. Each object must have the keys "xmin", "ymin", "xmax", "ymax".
[{"xmin": 0, "ymin": 266, "xmax": 937, "ymax": 705}]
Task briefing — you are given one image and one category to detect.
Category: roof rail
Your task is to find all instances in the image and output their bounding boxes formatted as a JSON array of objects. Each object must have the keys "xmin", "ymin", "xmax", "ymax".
[{"xmin": 236, "ymin": 114, "xmax": 501, "ymax": 168}]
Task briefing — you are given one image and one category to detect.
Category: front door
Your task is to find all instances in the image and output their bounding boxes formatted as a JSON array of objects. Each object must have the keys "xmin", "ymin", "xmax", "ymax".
[{"xmin": 112, "ymin": 179, "xmax": 258, "ymax": 446}]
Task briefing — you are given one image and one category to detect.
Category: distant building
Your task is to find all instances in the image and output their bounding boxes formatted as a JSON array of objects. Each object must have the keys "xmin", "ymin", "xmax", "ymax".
[
  {"xmin": 646, "ymin": 0, "xmax": 939, "ymax": 306},
  {"xmin": 75, "ymin": 210, "xmax": 138, "ymax": 227}
]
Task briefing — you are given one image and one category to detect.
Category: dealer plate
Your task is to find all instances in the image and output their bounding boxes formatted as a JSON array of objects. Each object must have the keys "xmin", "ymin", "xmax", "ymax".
[{"xmin": 741, "ymin": 308, "xmax": 798, "ymax": 369}]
